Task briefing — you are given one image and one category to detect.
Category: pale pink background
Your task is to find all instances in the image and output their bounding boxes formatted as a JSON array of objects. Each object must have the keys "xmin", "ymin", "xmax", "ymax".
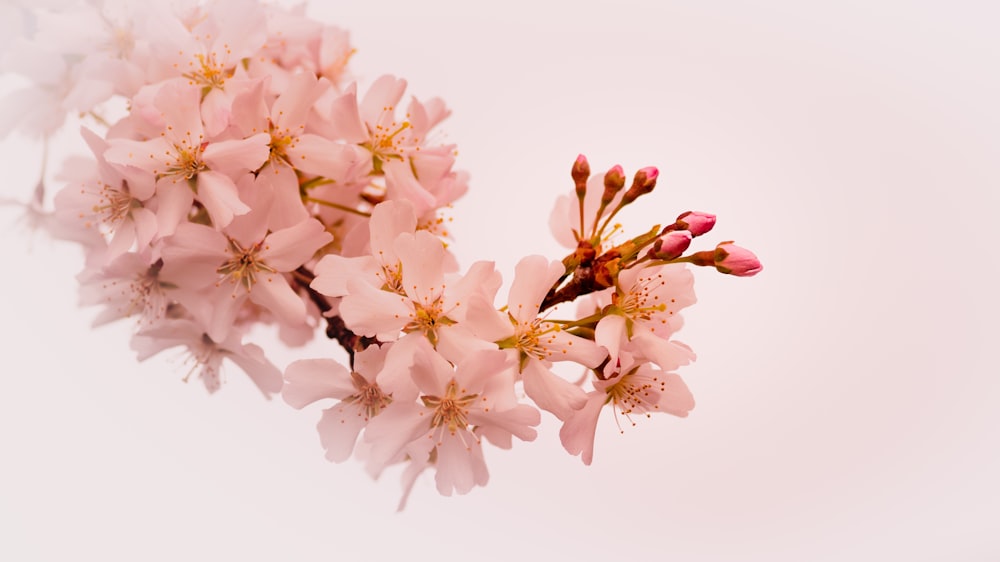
[{"xmin": 1, "ymin": 1, "xmax": 997, "ymax": 560}]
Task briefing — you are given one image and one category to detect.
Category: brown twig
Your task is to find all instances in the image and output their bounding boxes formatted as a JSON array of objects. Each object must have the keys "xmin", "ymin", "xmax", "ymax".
[{"xmin": 293, "ymin": 266, "xmax": 379, "ymax": 364}]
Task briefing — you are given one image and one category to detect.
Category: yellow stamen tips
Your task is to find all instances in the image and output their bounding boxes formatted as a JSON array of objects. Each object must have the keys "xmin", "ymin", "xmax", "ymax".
[
  {"xmin": 216, "ymin": 238, "xmax": 277, "ymax": 292},
  {"xmin": 366, "ymin": 119, "xmax": 412, "ymax": 166},
  {"xmin": 404, "ymin": 296, "xmax": 448, "ymax": 342},
  {"xmin": 617, "ymin": 273, "xmax": 671, "ymax": 322},
  {"xmin": 606, "ymin": 370, "xmax": 668, "ymax": 433},
  {"xmin": 375, "ymin": 121, "xmax": 410, "ymax": 151},
  {"xmin": 267, "ymin": 120, "xmax": 297, "ymax": 165},
  {"xmin": 417, "ymin": 211, "xmax": 454, "ymax": 239},
  {"xmin": 86, "ymin": 181, "xmax": 140, "ymax": 231},
  {"xmin": 422, "ymin": 379, "xmax": 478, "ymax": 436},
  {"xmin": 182, "ymin": 51, "xmax": 234, "ymax": 90},
  {"xmin": 102, "ymin": 264, "xmax": 167, "ymax": 325},
  {"xmin": 342, "ymin": 371, "xmax": 393, "ymax": 421},
  {"xmin": 171, "ymin": 146, "xmax": 205, "ymax": 180},
  {"xmin": 379, "ymin": 263, "xmax": 405, "ymax": 295},
  {"xmin": 504, "ymin": 315, "xmax": 564, "ymax": 366}
]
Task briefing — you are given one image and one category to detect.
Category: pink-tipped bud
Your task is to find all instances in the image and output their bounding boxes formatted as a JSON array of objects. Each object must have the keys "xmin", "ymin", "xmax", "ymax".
[
  {"xmin": 602, "ymin": 165, "xmax": 626, "ymax": 205},
  {"xmin": 622, "ymin": 166, "xmax": 659, "ymax": 204},
  {"xmin": 675, "ymin": 211, "xmax": 716, "ymax": 237},
  {"xmin": 572, "ymin": 154, "xmax": 591, "ymax": 198},
  {"xmin": 714, "ymin": 241, "xmax": 762, "ymax": 277},
  {"xmin": 647, "ymin": 230, "xmax": 692, "ymax": 260}
]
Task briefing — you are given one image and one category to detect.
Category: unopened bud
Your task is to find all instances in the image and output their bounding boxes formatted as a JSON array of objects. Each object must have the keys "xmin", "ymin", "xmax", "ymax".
[
  {"xmin": 572, "ymin": 154, "xmax": 590, "ymax": 198},
  {"xmin": 713, "ymin": 241, "xmax": 762, "ymax": 277},
  {"xmin": 647, "ymin": 230, "xmax": 692, "ymax": 260},
  {"xmin": 602, "ymin": 165, "xmax": 626, "ymax": 205},
  {"xmin": 621, "ymin": 166, "xmax": 659, "ymax": 205},
  {"xmin": 675, "ymin": 211, "xmax": 716, "ymax": 237}
]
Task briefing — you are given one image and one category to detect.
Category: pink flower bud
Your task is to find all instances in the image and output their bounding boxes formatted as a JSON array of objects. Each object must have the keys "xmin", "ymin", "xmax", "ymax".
[
  {"xmin": 572, "ymin": 154, "xmax": 591, "ymax": 196},
  {"xmin": 647, "ymin": 230, "xmax": 692, "ymax": 260},
  {"xmin": 636, "ymin": 166, "xmax": 659, "ymax": 187},
  {"xmin": 602, "ymin": 165, "xmax": 626, "ymax": 205},
  {"xmin": 714, "ymin": 241, "xmax": 762, "ymax": 277},
  {"xmin": 675, "ymin": 211, "xmax": 716, "ymax": 237},
  {"xmin": 622, "ymin": 166, "xmax": 659, "ymax": 204}
]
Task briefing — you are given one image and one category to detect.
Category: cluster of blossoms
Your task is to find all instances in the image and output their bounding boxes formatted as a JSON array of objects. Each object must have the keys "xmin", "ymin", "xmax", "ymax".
[{"xmin": 2, "ymin": 0, "xmax": 761, "ymax": 507}]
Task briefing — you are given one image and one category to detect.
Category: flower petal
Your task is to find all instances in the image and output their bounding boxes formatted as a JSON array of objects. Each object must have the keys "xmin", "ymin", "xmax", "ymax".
[
  {"xmin": 521, "ymin": 361, "xmax": 586, "ymax": 421},
  {"xmin": 317, "ymin": 403, "xmax": 368, "ymax": 463},
  {"xmin": 282, "ymin": 358, "xmax": 353, "ymax": 409}
]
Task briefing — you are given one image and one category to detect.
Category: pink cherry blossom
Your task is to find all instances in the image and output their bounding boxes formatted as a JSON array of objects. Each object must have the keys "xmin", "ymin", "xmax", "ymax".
[
  {"xmin": 104, "ymin": 80, "xmax": 270, "ymax": 233},
  {"xmin": 560, "ymin": 363, "xmax": 695, "ymax": 465},
  {"xmin": 363, "ymin": 345, "xmax": 539, "ymax": 496},
  {"xmin": 283, "ymin": 344, "xmax": 419, "ymax": 463},
  {"xmin": 138, "ymin": 0, "xmax": 268, "ymax": 135},
  {"xmin": 131, "ymin": 317, "xmax": 282, "ymax": 397},
  {"xmin": 310, "ymin": 199, "xmax": 418, "ymax": 297},
  {"xmin": 338, "ymin": 229, "xmax": 499, "ymax": 362},
  {"xmin": 0, "ymin": 40, "xmax": 112, "ymax": 138},
  {"xmin": 244, "ymin": 6, "xmax": 356, "ymax": 95},
  {"xmin": 158, "ymin": 217, "xmax": 332, "ymax": 341},
  {"xmin": 53, "ymin": 128, "xmax": 158, "ymax": 262},
  {"xmin": 227, "ymin": 72, "xmax": 367, "ymax": 230},
  {"xmin": 466, "ymin": 255, "xmax": 607, "ymax": 420},
  {"xmin": 0, "ymin": 1, "xmax": 766, "ymax": 506},
  {"xmin": 594, "ymin": 263, "xmax": 697, "ymax": 373},
  {"xmin": 316, "ymin": 75, "xmax": 467, "ymax": 217},
  {"xmin": 77, "ymin": 251, "xmax": 169, "ymax": 328}
]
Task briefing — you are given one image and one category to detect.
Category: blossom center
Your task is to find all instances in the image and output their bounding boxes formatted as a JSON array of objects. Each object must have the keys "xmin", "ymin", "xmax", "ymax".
[
  {"xmin": 605, "ymin": 370, "xmax": 666, "ymax": 431},
  {"xmin": 216, "ymin": 238, "xmax": 277, "ymax": 292},
  {"xmin": 404, "ymin": 296, "xmax": 454, "ymax": 344},
  {"xmin": 513, "ymin": 318, "xmax": 558, "ymax": 361},
  {"xmin": 165, "ymin": 140, "xmax": 207, "ymax": 181},
  {"xmin": 126, "ymin": 262, "xmax": 167, "ymax": 324},
  {"xmin": 102, "ymin": 25, "xmax": 136, "ymax": 59},
  {"xmin": 365, "ymin": 107, "xmax": 412, "ymax": 171},
  {"xmin": 182, "ymin": 333, "xmax": 222, "ymax": 390},
  {"xmin": 344, "ymin": 371, "xmax": 392, "ymax": 420},
  {"xmin": 267, "ymin": 120, "xmax": 300, "ymax": 165},
  {"xmin": 374, "ymin": 120, "xmax": 410, "ymax": 153},
  {"xmin": 379, "ymin": 262, "xmax": 405, "ymax": 294},
  {"xmin": 422, "ymin": 379, "xmax": 477, "ymax": 435},
  {"xmin": 89, "ymin": 181, "xmax": 140, "ymax": 229},
  {"xmin": 183, "ymin": 51, "xmax": 234, "ymax": 90},
  {"xmin": 615, "ymin": 272, "xmax": 668, "ymax": 321}
]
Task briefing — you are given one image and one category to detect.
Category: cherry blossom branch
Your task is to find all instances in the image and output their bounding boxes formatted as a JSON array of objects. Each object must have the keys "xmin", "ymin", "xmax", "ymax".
[{"xmin": 1, "ymin": 0, "xmax": 764, "ymax": 508}]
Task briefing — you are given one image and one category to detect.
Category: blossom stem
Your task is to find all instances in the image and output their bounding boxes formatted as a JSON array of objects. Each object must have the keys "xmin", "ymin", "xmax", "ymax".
[
  {"xmin": 547, "ymin": 311, "xmax": 605, "ymax": 329},
  {"xmin": 300, "ymin": 177, "xmax": 335, "ymax": 191},
  {"xmin": 87, "ymin": 111, "xmax": 113, "ymax": 129},
  {"xmin": 595, "ymin": 204, "xmax": 627, "ymax": 241},
  {"xmin": 627, "ymin": 254, "xmax": 653, "ymax": 269},
  {"xmin": 304, "ymin": 196, "xmax": 372, "ymax": 217}
]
